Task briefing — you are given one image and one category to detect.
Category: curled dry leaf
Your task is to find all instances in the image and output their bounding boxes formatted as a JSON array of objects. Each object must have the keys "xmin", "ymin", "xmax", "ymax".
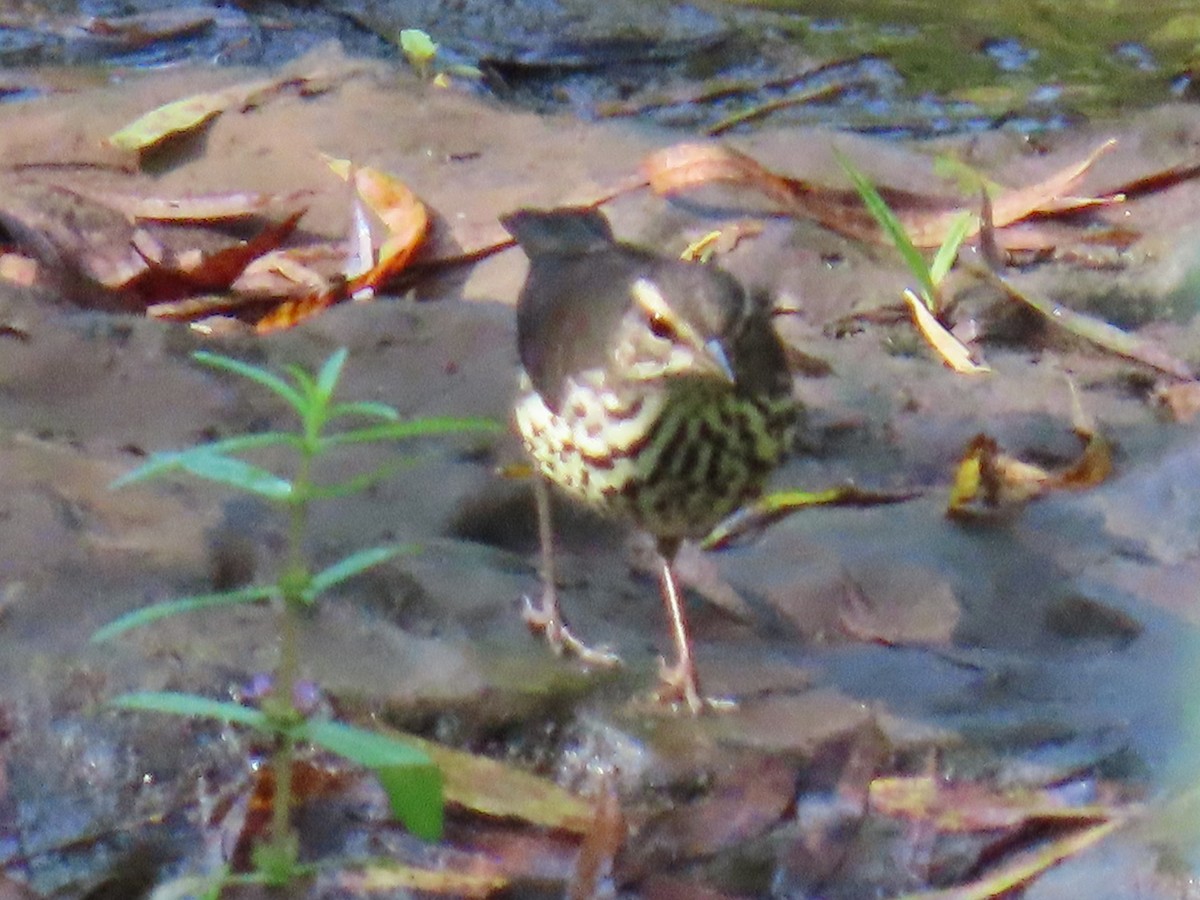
[
  {"xmin": 252, "ymin": 158, "xmax": 430, "ymax": 333},
  {"xmin": 947, "ymin": 430, "xmax": 1113, "ymax": 519},
  {"xmin": 128, "ymin": 207, "xmax": 306, "ymax": 305}
]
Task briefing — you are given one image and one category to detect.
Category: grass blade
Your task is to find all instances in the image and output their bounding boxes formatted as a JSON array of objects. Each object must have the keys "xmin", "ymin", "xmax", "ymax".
[
  {"xmin": 320, "ymin": 417, "xmax": 500, "ymax": 448},
  {"xmin": 111, "ymin": 691, "xmax": 271, "ymax": 730},
  {"xmin": 176, "ymin": 453, "xmax": 293, "ymax": 499},
  {"xmin": 328, "ymin": 401, "xmax": 401, "ymax": 423},
  {"xmin": 836, "ymin": 151, "xmax": 937, "ymax": 305},
  {"xmin": 193, "ymin": 351, "xmax": 305, "ymax": 413},
  {"xmin": 111, "ymin": 433, "xmax": 300, "ymax": 489},
  {"xmin": 308, "ymin": 545, "xmax": 413, "ymax": 597},
  {"xmin": 92, "ymin": 584, "xmax": 275, "ymax": 642},
  {"xmin": 315, "ymin": 348, "xmax": 349, "ymax": 402},
  {"xmin": 307, "ymin": 459, "xmax": 418, "ymax": 500},
  {"xmin": 929, "ymin": 210, "xmax": 975, "ymax": 286},
  {"xmin": 306, "ymin": 720, "xmax": 444, "ymax": 840}
]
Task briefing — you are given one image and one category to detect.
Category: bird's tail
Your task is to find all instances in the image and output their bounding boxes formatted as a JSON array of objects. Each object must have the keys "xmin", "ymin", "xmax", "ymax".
[{"xmin": 500, "ymin": 207, "xmax": 615, "ymax": 257}]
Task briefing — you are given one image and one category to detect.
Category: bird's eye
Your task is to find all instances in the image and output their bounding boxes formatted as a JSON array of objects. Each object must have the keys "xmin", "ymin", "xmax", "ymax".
[{"xmin": 648, "ymin": 314, "xmax": 675, "ymax": 340}]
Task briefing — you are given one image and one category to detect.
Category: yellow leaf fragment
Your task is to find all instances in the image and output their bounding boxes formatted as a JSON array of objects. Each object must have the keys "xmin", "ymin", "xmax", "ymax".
[
  {"xmin": 681, "ymin": 230, "xmax": 722, "ymax": 262},
  {"xmin": 344, "ymin": 862, "xmax": 506, "ymax": 897},
  {"xmin": 947, "ymin": 428, "xmax": 1113, "ymax": 519},
  {"xmin": 870, "ymin": 774, "xmax": 1113, "ymax": 833},
  {"xmin": 107, "ymin": 78, "xmax": 274, "ymax": 152},
  {"xmin": 108, "ymin": 70, "xmax": 356, "ymax": 153},
  {"xmin": 895, "ymin": 819, "xmax": 1121, "ymax": 900},
  {"xmin": 398, "ymin": 731, "xmax": 594, "ymax": 833},
  {"xmin": 904, "ymin": 289, "xmax": 990, "ymax": 374}
]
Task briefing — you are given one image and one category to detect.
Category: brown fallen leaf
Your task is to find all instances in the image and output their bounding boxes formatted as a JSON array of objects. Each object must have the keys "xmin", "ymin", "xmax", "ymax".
[
  {"xmin": 642, "ymin": 140, "xmax": 1119, "ymax": 250},
  {"xmin": 126, "ymin": 207, "xmax": 306, "ymax": 304},
  {"xmin": 82, "ymin": 8, "xmax": 215, "ymax": 49},
  {"xmin": 339, "ymin": 161, "xmax": 429, "ymax": 294},
  {"xmin": 895, "ymin": 819, "xmax": 1121, "ymax": 900},
  {"xmin": 86, "ymin": 188, "xmax": 313, "ymax": 223},
  {"xmin": 568, "ymin": 773, "xmax": 626, "ymax": 900},
  {"xmin": 968, "ymin": 262, "xmax": 1193, "ymax": 381},
  {"xmin": 618, "ymin": 756, "xmax": 797, "ymax": 882}
]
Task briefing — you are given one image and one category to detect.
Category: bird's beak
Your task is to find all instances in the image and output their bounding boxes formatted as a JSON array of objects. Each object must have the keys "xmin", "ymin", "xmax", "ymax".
[
  {"xmin": 703, "ymin": 338, "xmax": 736, "ymax": 383},
  {"xmin": 630, "ymin": 277, "xmax": 736, "ymax": 384}
]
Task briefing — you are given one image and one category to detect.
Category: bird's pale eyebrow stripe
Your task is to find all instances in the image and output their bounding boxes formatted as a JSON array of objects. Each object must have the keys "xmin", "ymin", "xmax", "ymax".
[{"xmin": 629, "ymin": 278, "xmax": 705, "ymax": 349}]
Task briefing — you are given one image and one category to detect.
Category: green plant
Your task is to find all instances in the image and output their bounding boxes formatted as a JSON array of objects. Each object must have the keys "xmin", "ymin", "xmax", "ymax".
[
  {"xmin": 836, "ymin": 150, "xmax": 973, "ymax": 315},
  {"xmin": 94, "ymin": 348, "xmax": 497, "ymax": 892}
]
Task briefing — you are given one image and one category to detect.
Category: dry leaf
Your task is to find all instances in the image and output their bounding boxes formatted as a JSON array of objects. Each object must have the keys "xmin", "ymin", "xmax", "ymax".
[
  {"xmin": 903, "ymin": 289, "xmax": 990, "ymax": 374},
  {"xmin": 1154, "ymin": 380, "xmax": 1200, "ymax": 422},
  {"xmin": 107, "ymin": 70, "xmax": 354, "ymax": 153},
  {"xmin": 870, "ymin": 774, "xmax": 1112, "ymax": 832},
  {"xmin": 970, "ymin": 263, "xmax": 1193, "ymax": 381},
  {"xmin": 127, "ymin": 208, "xmax": 305, "ymax": 303},
  {"xmin": 947, "ymin": 431, "xmax": 1113, "ymax": 519},
  {"xmin": 254, "ymin": 160, "xmax": 430, "ymax": 332},
  {"xmin": 643, "ymin": 140, "xmax": 1118, "ymax": 251},
  {"xmin": 331, "ymin": 158, "xmax": 430, "ymax": 294},
  {"xmin": 568, "ymin": 774, "xmax": 626, "ymax": 900}
]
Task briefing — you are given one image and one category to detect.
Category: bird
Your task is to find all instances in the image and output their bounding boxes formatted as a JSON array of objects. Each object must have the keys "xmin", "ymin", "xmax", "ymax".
[{"xmin": 503, "ymin": 206, "xmax": 796, "ymax": 713}]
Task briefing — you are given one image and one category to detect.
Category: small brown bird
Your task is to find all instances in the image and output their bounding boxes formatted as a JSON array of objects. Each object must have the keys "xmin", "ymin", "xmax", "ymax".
[{"xmin": 504, "ymin": 207, "xmax": 795, "ymax": 712}]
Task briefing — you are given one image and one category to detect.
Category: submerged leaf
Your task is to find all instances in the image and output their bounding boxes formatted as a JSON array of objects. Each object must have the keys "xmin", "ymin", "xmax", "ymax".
[
  {"xmin": 108, "ymin": 70, "xmax": 359, "ymax": 154},
  {"xmin": 870, "ymin": 774, "xmax": 1113, "ymax": 832},
  {"xmin": 397, "ymin": 731, "xmax": 594, "ymax": 833}
]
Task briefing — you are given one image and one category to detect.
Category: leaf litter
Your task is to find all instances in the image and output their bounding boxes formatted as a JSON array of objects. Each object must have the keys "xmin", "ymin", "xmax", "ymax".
[{"xmin": 3, "ymin": 67, "xmax": 1200, "ymax": 898}]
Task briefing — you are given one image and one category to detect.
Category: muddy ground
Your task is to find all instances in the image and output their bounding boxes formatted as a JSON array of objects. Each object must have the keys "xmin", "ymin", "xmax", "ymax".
[{"xmin": 3, "ymin": 46, "xmax": 1200, "ymax": 898}]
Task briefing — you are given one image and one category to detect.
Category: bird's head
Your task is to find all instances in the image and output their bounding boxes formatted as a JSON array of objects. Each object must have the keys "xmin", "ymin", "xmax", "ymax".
[{"xmin": 611, "ymin": 272, "xmax": 743, "ymax": 386}]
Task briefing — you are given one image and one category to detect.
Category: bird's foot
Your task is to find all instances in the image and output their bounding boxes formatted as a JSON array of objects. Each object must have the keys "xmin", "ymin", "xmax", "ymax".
[
  {"xmin": 655, "ymin": 655, "xmax": 736, "ymax": 715},
  {"xmin": 522, "ymin": 594, "xmax": 622, "ymax": 668}
]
